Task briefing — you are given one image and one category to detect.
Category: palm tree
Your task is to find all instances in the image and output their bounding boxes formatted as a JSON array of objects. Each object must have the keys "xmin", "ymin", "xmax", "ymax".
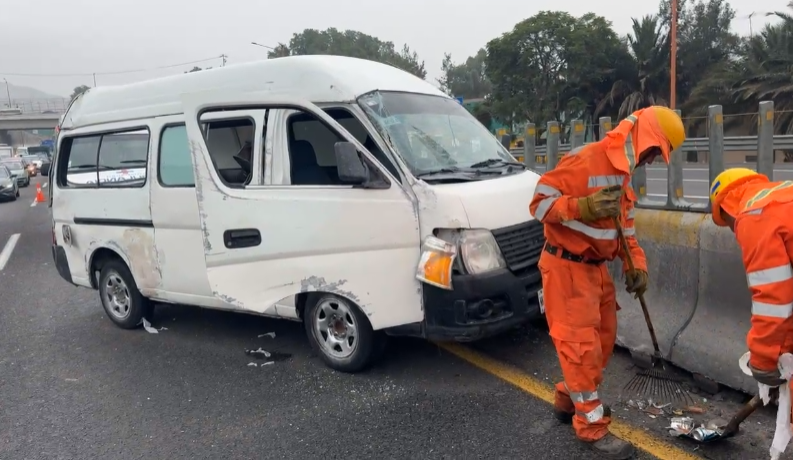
[
  {"xmin": 686, "ymin": 16, "xmax": 793, "ymax": 134},
  {"xmin": 596, "ymin": 15, "xmax": 670, "ymax": 119}
]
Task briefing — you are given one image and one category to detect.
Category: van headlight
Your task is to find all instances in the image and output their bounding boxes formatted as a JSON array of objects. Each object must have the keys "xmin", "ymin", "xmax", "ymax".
[{"xmin": 434, "ymin": 229, "xmax": 506, "ymax": 276}]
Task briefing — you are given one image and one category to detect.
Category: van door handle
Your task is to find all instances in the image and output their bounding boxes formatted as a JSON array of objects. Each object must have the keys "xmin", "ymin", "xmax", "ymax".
[{"xmin": 223, "ymin": 228, "xmax": 261, "ymax": 248}]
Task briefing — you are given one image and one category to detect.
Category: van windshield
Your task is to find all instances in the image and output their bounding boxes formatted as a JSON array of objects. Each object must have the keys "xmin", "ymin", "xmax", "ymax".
[{"xmin": 358, "ymin": 91, "xmax": 523, "ymax": 181}]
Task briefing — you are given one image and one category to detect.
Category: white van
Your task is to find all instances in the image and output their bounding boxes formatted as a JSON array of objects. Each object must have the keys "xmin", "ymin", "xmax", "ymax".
[{"xmin": 50, "ymin": 56, "xmax": 546, "ymax": 372}]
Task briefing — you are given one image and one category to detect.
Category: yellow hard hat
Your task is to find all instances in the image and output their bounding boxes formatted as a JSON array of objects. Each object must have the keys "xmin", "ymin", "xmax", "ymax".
[
  {"xmin": 651, "ymin": 106, "xmax": 685, "ymax": 152},
  {"xmin": 710, "ymin": 167, "xmax": 763, "ymax": 226}
]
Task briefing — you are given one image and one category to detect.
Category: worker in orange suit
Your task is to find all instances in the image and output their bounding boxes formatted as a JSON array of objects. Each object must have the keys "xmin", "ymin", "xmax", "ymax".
[
  {"xmin": 529, "ymin": 106, "xmax": 685, "ymax": 459},
  {"xmin": 710, "ymin": 168, "xmax": 793, "ymax": 388}
]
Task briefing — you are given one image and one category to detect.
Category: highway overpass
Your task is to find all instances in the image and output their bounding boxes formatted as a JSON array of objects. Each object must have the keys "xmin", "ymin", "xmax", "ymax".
[{"xmin": 0, "ymin": 113, "xmax": 61, "ymax": 131}]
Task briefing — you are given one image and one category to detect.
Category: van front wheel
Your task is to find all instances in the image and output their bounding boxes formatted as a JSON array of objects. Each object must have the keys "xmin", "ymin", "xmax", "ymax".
[
  {"xmin": 305, "ymin": 293, "xmax": 385, "ymax": 373},
  {"xmin": 98, "ymin": 259, "xmax": 153, "ymax": 329}
]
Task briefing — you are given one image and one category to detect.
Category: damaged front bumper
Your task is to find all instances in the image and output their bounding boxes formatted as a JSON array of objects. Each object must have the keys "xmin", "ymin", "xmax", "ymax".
[{"xmin": 388, "ymin": 266, "xmax": 543, "ymax": 342}]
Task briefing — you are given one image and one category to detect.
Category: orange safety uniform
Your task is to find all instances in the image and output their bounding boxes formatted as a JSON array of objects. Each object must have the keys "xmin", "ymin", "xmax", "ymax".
[
  {"xmin": 529, "ymin": 109, "xmax": 672, "ymax": 442},
  {"xmin": 713, "ymin": 174, "xmax": 793, "ymax": 374}
]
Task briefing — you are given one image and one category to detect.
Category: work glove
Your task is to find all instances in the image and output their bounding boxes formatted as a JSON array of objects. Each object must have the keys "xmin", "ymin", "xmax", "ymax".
[
  {"xmin": 748, "ymin": 363, "xmax": 787, "ymax": 387},
  {"xmin": 578, "ymin": 185, "xmax": 622, "ymax": 223},
  {"xmin": 625, "ymin": 269, "xmax": 648, "ymax": 298}
]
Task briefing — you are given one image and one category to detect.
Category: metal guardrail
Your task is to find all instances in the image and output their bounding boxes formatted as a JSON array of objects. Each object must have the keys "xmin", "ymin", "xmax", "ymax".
[
  {"xmin": 504, "ymin": 101, "xmax": 780, "ymax": 214},
  {"xmin": 1, "ymin": 98, "xmax": 69, "ymax": 114}
]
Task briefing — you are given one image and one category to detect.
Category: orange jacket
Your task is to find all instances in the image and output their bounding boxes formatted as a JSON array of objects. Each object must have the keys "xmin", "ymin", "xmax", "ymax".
[
  {"xmin": 529, "ymin": 110, "xmax": 667, "ymax": 272},
  {"xmin": 722, "ymin": 177, "xmax": 793, "ymax": 371}
]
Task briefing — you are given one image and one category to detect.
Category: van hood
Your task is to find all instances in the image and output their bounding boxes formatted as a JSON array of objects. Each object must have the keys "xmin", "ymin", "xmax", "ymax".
[{"xmin": 415, "ymin": 170, "xmax": 541, "ymax": 231}]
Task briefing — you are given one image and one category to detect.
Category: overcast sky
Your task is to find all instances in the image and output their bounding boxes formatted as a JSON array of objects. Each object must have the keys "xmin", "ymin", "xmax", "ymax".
[{"xmin": 0, "ymin": 0, "xmax": 785, "ymax": 98}]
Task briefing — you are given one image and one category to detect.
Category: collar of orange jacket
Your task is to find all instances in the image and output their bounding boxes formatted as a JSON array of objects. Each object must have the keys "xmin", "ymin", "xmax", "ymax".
[
  {"xmin": 604, "ymin": 108, "xmax": 672, "ymax": 174},
  {"xmin": 715, "ymin": 175, "xmax": 771, "ymax": 223}
]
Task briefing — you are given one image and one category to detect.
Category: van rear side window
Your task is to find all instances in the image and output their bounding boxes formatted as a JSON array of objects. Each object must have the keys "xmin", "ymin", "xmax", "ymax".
[
  {"xmin": 57, "ymin": 129, "xmax": 150, "ymax": 188},
  {"xmin": 158, "ymin": 124, "xmax": 194, "ymax": 187}
]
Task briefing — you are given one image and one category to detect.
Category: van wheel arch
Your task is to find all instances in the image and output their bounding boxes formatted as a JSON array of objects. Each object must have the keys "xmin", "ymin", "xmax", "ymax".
[{"xmin": 88, "ymin": 247, "xmax": 132, "ymax": 289}]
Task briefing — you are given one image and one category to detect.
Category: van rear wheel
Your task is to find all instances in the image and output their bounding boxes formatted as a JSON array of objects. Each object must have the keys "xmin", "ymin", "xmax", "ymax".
[
  {"xmin": 304, "ymin": 293, "xmax": 386, "ymax": 373},
  {"xmin": 98, "ymin": 259, "xmax": 153, "ymax": 329}
]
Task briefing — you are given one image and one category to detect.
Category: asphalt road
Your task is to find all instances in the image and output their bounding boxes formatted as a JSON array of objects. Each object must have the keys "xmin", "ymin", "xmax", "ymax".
[
  {"xmin": 531, "ymin": 163, "xmax": 793, "ymax": 204},
  {"xmin": 0, "ymin": 175, "xmax": 778, "ymax": 459}
]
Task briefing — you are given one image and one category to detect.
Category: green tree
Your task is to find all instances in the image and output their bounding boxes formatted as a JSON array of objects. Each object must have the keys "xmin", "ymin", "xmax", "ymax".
[
  {"xmin": 598, "ymin": 15, "xmax": 670, "ymax": 119},
  {"xmin": 70, "ymin": 85, "xmax": 90, "ymax": 100},
  {"xmin": 267, "ymin": 28, "xmax": 426, "ymax": 78},
  {"xmin": 185, "ymin": 66, "xmax": 211, "ymax": 73},
  {"xmin": 485, "ymin": 11, "xmax": 626, "ymax": 128},
  {"xmin": 437, "ymin": 49, "xmax": 491, "ymax": 99}
]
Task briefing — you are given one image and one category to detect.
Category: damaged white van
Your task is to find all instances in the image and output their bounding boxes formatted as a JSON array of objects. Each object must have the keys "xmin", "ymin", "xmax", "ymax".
[{"xmin": 51, "ymin": 55, "xmax": 546, "ymax": 372}]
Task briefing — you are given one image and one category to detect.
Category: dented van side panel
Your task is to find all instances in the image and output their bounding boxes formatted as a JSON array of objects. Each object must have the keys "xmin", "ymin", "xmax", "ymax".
[{"xmin": 181, "ymin": 94, "xmax": 424, "ymax": 330}]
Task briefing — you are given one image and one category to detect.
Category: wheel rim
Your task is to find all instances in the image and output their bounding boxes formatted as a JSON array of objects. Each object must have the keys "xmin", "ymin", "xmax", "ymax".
[
  {"xmin": 103, "ymin": 272, "xmax": 132, "ymax": 320},
  {"xmin": 313, "ymin": 297, "xmax": 358, "ymax": 359}
]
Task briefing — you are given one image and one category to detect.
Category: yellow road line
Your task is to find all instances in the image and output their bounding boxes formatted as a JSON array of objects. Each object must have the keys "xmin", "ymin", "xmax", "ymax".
[{"xmin": 438, "ymin": 342, "xmax": 701, "ymax": 460}]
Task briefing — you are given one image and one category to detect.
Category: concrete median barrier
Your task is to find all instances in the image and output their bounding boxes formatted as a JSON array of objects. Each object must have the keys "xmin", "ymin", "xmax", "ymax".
[
  {"xmin": 604, "ymin": 209, "xmax": 757, "ymax": 394},
  {"xmin": 610, "ymin": 210, "xmax": 706, "ymax": 358},
  {"xmin": 671, "ymin": 218, "xmax": 756, "ymax": 393}
]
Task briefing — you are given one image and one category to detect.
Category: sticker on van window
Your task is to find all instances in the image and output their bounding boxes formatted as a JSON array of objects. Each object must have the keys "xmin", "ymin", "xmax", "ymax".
[
  {"xmin": 471, "ymin": 138, "xmax": 481, "ymax": 152},
  {"xmin": 67, "ymin": 168, "xmax": 146, "ymax": 185}
]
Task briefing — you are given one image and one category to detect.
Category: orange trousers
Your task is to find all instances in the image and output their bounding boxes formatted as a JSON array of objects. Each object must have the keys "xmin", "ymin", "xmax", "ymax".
[{"xmin": 539, "ymin": 250, "xmax": 618, "ymax": 442}]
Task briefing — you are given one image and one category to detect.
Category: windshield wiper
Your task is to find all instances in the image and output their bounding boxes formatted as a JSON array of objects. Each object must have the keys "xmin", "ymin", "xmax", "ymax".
[
  {"xmin": 415, "ymin": 167, "xmax": 464, "ymax": 177},
  {"xmin": 469, "ymin": 158, "xmax": 525, "ymax": 169}
]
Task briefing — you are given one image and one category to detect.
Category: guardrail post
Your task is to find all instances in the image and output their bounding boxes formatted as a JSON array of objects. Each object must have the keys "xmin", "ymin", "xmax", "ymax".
[
  {"xmin": 707, "ymin": 105, "xmax": 724, "ymax": 211},
  {"xmin": 570, "ymin": 119, "xmax": 585, "ymax": 149},
  {"xmin": 524, "ymin": 123, "xmax": 536, "ymax": 169},
  {"xmin": 598, "ymin": 117, "xmax": 612, "ymax": 140},
  {"xmin": 758, "ymin": 100, "xmax": 774, "ymax": 180},
  {"xmin": 547, "ymin": 121, "xmax": 560, "ymax": 171},
  {"xmin": 667, "ymin": 109, "xmax": 685, "ymax": 207},
  {"xmin": 500, "ymin": 134, "xmax": 511, "ymax": 150}
]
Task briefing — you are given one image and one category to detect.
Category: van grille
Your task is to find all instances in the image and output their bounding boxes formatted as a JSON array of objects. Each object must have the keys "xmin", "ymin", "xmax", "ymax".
[{"xmin": 492, "ymin": 220, "xmax": 545, "ymax": 276}]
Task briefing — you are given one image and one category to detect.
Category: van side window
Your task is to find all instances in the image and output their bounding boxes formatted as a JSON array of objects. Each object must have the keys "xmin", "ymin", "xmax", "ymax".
[
  {"xmin": 286, "ymin": 109, "xmax": 396, "ymax": 186},
  {"xmin": 203, "ymin": 118, "xmax": 254, "ymax": 188},
  {"xmin": 324, "ymin": 109, "xmax": 400, "ymax": 182},
  {"xmin": 158, "ymin": 124, "xmax": 194, "ymax": 187},
  {"xmin": 97, "ymin": 130, "xmax": 149, "ymax": 188},
  {"xmin": 58, "ymin": 129, "xmax": 149, "ymax": 188}
]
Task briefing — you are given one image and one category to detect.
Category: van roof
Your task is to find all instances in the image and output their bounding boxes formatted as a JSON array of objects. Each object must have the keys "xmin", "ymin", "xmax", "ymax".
[{"xmin": 62, "ymin": 55, "xmax": 447, "ymax": 130}]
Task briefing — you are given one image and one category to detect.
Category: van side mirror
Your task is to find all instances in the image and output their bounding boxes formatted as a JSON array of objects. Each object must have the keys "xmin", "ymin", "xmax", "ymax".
[{"xmin": 334, "ymin": 141, "xmax": 368, "ymax": 184}]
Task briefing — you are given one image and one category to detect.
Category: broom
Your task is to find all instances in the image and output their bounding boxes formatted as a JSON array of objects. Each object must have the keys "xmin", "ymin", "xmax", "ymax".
[{"xmin": 614, "ymin": 217, "xmax": 695, "ymax": 405}]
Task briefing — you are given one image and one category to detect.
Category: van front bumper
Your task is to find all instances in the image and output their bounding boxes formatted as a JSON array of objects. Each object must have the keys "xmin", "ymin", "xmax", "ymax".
[{"xmin": 387, "ymin": 267, "xmax": 543, "ymax": 342}]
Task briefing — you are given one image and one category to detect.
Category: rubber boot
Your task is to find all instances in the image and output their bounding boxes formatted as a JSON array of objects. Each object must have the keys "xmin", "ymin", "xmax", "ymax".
[
  {"xmin": 585, "ymin": 433, "xmax": 635, "ymax": 459},
  {"xmin": 553, "ymin": 405, "xmax": 612, "ymax": 425}
]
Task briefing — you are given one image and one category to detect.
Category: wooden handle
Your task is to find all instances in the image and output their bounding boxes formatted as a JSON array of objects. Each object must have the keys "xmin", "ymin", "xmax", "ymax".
[
  {"xmin": 613, "ymin": 217, "xmax": 662, "ymax": 356},
  {"xmin": 721, "ymin": 394, "xmax": 765, "ymax": 437}
]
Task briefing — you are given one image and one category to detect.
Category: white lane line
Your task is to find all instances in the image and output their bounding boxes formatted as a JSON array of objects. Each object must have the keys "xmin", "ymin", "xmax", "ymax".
[
  {"xmin": 30, "ymin": 200, "xmax": 37, "ymax": 207},
  {"xmin": 0, "ymin": 233, "xmax": 21, "ymax": 271},
  {"xmin": 42, "ymin": 183, "xmax": 48, "ymax": 188}
]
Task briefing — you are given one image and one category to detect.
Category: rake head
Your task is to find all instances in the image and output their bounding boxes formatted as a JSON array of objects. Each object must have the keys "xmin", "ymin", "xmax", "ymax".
[{"xmin": 622, "ymin": 368, "xmax": 697, "ymax": 406}]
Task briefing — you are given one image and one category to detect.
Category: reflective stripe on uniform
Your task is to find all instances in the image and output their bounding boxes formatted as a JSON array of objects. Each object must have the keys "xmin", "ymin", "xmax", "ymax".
[
  {"xmin": 624, "ymin": 133, "xmax": 636, "ymax": 173},
  {"xmin": 587, "ymin": 175, "xmax": 623, "ymax": 188},
  {"xmin": 570, "ymin": 390, "xmax": 599, "ymax": 403},
  {"xmin": 533, "ymin": 184, "xmax": 562, "ymax": 221},
  {"xmin": 627, "ymin": 208, "xmax": 636, "ymax": 220},
  {"xmin": 561, "ymin": 220, "xmax": 618, "ymax": 240},
  {"xmin": 752, "ymin": 301, "xmax": 793, "ymax": 318},
  {"xmin": 745, "ymin": 181, "xmax": 793, "ymax": 209},
  {"xmin": 577, "ymin": 404, "xmax": 605, "ymax": 424},
  {"xmin": 745, "ymin": 209, "xmax": 762, "ymax": 216},
  {"xmin": 747, "ymin": 264, "xmax": 793, "ymax": 287},
  {"xmin": 622, "ymin": 227, "xmax": 636, "ymax": 237}
]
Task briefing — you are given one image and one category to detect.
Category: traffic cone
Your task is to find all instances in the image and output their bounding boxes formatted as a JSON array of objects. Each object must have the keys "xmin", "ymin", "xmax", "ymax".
[{"xmin": 35, "ymin": 183, "xmax": 46, "ymax": 203}]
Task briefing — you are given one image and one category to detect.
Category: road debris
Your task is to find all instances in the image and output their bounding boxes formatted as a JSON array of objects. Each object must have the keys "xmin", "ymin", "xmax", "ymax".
[
  {"xmin": 142, "ymin": 318, "xmax": 167, "ymax": 334},
  {"xmin": 668, "ymin": 416, "xmax": 722, "ymax": 442},
  {"xmin": 258, "ymin": 332, "xmax": 276, "ymax": 338},
  {"xmin": 247, "ymin": 362, "xmax": 258, "ymax": 367},
  {"xmin": 245, "ymin": 347, "xmax": 271, "ymax": 359}
]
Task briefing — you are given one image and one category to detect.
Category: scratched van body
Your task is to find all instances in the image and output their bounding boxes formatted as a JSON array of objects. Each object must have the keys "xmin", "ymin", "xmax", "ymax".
[{"xmin": 50, "ymin": 55, "xmax": 546, "ymax": 372}]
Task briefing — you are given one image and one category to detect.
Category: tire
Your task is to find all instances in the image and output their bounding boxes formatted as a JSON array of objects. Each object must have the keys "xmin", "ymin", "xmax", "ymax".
[
  {"xmin": 98, "ymin": 259, "xmax": 153, "ymax": 329},
  {"xmin": 304, "ymin": 293, "xmax": 386, "ymax": 373}
]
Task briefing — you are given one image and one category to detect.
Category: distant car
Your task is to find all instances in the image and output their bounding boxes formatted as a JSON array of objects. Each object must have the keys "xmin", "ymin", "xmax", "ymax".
[
  {"xmin": 0, "ymin": 165, "xmax": 19, "ymax": 201},
  {"xmin": 34, "ymin": 154, "xmax": 51, "ymax": 176},
  {"xmin": 20, "ymin": 154, "xmax": 44, "ymax": 176},
  {"xmin": 0, "ymin": 158, "xmax": 30, "ymax": 187}
]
